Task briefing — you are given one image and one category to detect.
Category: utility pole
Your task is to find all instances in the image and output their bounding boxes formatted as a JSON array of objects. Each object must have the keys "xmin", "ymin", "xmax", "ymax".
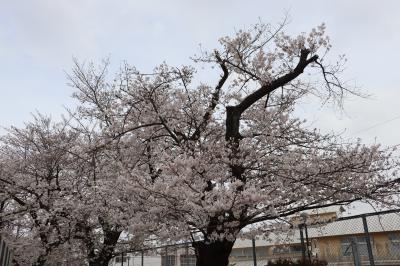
[
  {"xmin": 252, "ymin": 238, "xmax": 257, "ymax": 266},
  {"xmin": 299, "ymin": 224, "xmax": 306, "ymax": 262},
  {"xmin": 362, "ymin": 215, "xmax": 375, "ymax": 266}
]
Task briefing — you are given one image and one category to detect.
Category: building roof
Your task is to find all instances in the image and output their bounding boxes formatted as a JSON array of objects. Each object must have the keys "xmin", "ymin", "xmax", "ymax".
[
  {"xmin": 233, "ymin": 212, "xmax": 400, "ymax": 249},
  {"xmin": 308, "ymin": 212, "xmax": 400, "ymax": 237}
]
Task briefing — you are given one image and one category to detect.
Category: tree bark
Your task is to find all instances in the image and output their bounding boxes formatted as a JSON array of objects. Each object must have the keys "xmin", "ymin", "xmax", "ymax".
[
  {"xmin": 193, "ymin": 240, "xmax": 235, "ymax": 266},
  {"xmin": 87, "ymin": 229, "xmax": 121, "ymax": 266},
  {"xmin": 194, "ymin": 50, "xmax": 318, "ymax": 266},
  {"xmin": 33, "ymin": 255, "xmax": 46, "ymax": 266},
  {"xmin": 89, "ymin": 256, "xmax": 113, "ymax": 266}
]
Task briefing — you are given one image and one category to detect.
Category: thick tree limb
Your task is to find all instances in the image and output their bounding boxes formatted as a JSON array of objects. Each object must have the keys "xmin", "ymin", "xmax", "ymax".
[
  {"xmin": 237, "ymin": 49, "xmax": 317, "ymax": 113},
  {"xmin": 190, "ymin": 52, "xmax": 229, "ymax": 140},
  {"xmin": 225, "ymin": 49, "xmax": 318, "ymax": 141}
]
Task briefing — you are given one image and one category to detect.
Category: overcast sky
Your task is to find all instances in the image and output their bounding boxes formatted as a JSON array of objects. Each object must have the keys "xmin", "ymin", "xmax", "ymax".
[{"xmin": 0, "ymin": 0, "xmax": 399, "ymax": 148}]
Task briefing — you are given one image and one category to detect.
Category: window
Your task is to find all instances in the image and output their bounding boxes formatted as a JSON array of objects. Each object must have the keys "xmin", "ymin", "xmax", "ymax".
[
  {"xmin": 388, "ymin": 233, "xmax": 400, "ymax": 254},
  {"xmin": 231, "ymin": 247, "xmax": 268, "ymax": 258},
  {"xmin": 161, "ymin": 255, "xmax": 175, "ymax": 266},
  {"xmin": 255, "ymin": 247, "xmax": 268, "ymax": 258},
  {"xmin": 291, "ymin": 245, "xmax": 303, "ymax": 254},
  {"xmin": 273, "ymin": 246, "xmax": 290, "ymax": 254},
  {"xmin": 115, "ymin": 256, "xmax": 127, "ymax": 263},
  {"xmin": 341, "ymin": 236, "xmax": 372, "ymax": 256},
  {"xmin": 230, "ymin": 248, "xmax": 253, "ymax": 258},
  {"xmin": 180, "ymin": 255, "xmax": 196, "ymax": 266},
  {"xmin": 272, "ymin": 245, "xmax": 302, "ymax": 254}
]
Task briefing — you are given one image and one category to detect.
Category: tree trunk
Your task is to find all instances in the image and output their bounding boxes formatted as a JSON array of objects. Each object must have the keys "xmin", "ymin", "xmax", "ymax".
[
  {"xmin": 87, "ymin": 229, "xmax": 121, "ymax": 266},
  {"xmin": 193, "ymin": 240, "xmax": 235, "ymax": 266},
  {"xmin": 89, "ymin": 257, "xmax": 112, "ymax": 266},
  {"xmin": 33, "ymin": 245, "xmax": 52, "ymax": 266},
  {"xmin": 33, "ymin": 254, "xmax": 46, "ymax": 266}
]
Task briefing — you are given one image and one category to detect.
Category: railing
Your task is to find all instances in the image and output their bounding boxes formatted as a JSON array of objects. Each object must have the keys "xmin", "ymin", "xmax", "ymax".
[
  {"xmin": 298, "ymin": 209, "xmax": 400, "ymax": 266},
  {"xmin": 0, "ymin": 235, "xmax": 12, "ymax": 266},
  {"xmin": 108, "ymin": 209, "xmax": 400, "ymax": 266}
]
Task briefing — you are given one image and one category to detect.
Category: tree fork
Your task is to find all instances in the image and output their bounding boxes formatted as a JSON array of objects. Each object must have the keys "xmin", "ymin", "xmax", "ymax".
[
  {"xmin": 193, "ymin": 240, "xmax": 235, "ymax": 266},
  {"xmin": 199, "ymin": 48, "xmax": 320, "ymax": 266},
  {"xmin": 86, "ymin": 227, "xmax": 121, "ymax": 266}
]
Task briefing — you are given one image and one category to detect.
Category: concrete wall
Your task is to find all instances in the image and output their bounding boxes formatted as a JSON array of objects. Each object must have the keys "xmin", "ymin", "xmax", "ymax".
[{"xmin": 109, "ymin": 255, "xmax": 161, "ymax": 266}]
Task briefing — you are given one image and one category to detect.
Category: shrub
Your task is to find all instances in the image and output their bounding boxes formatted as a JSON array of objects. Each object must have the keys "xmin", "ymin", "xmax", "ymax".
[{"xmin": 267, "ymin": 258, "xmax": 328, "ymax": 266}]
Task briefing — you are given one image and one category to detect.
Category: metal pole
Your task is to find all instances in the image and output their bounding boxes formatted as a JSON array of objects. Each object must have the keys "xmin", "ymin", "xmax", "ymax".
[
  {"xmin": 252, "ymin": 238, "xmax": 257, "ymax": 266},
  {"xmin": 304, "ymin": 223, "xmax": 312, "ymax": 262},
  {"xmin": 299, "ymin": 224, "xmax": 306, "ymax": 262},
  {"xmin": 362, "ymin": 214, "xmax": 375, "ymax": 266},
  {"xmin": 121, "ymin": 253, "xmax": 124, "ymax": 266},
  {"xmin": 165, "ymin": 246, "xmax": 168, "ymax": 266},
  {"xmin": 141, "ymin": 250, "xmax": 144, "ymax": 266},
  {"xmin": 350, "ymin": 237, "xmax": 361, "ymax": 266}
]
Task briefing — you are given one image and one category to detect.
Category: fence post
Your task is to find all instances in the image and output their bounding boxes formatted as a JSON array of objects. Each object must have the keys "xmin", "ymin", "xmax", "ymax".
[
  {"xmin": 299, "ymin": 224, "xmax": 306, "ymax": 262},
  {"xmin": 362, "ymin": 214, "xmax": 375, "ymax": 266},
  {"xmin": 0, "ymin": 236, "xmax": 12, "ymax": 266},
  {"xmin": 165, "ymin": 246, "xmax": 168, "ymax": 266},
  {"xmin": 350, "ymin": 237, "xmax": 361, "ymax": 266},
  {"xmin": 0, "ymin": 237, "xmax": 5, "ymax": 266},
  {"xmin": 121, "ymin": 253, "xmax": 124, "ymax": 266},
  {"xmin": 252, "ymin": 238, "xmax": 257, "ymax": 266},
  {"xmin": 304, "ymin": 224, "xmax": 312, "ymax": 262}
]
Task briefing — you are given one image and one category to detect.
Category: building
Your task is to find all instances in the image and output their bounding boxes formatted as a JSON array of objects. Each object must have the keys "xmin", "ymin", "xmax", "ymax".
[
  {"xmin": 109, "ymin": 209, "xmax": 400, "ymax": 266},
  {"xmin": 109, "ymin": 248, "xmax": 196, "ymax": 266},
  {"xmin": 109, "ymin": 255, "xmax": 161, "ymax": 266},
  {"xmin": 230, "ymin": 210, "xmax": 400, "ymax": 266}
]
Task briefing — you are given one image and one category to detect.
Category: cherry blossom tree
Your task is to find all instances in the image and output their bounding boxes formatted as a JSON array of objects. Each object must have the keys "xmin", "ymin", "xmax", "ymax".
[
  {"xmin": 0, "ymin": 115, "xmax": 147, "ymax": 266},
  {"xmin": 11, "ymin": 21, "xmax": 399, "ymax": 266},
  {"xmin": 1, "ymin": 20, "xmax": 398, "ymax": 266},
  {"xmin": 0, "ymin": 115, "xmax": 81, "ymax": 265}
]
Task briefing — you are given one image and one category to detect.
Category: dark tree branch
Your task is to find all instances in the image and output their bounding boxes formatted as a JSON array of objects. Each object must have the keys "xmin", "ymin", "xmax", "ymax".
[
  {"xmin": 225, "ymin": 49, "xmax": 318, "ymax": 141},
  {"xmin": 190, "ymin": 52, "xmax": 229, "ymax": 140},
  {"xmin": 237, "ymin": 49, "xmax": 317, "ymax": 113}
]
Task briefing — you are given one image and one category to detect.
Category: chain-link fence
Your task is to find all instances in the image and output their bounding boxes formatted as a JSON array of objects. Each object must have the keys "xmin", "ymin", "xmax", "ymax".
[
  {"xmin": 298, "ymin": 209, "xmax": 400, "ymax": 266},
  {"xmin": 109, "ymin": 243, "xmax": 196, "ymax": 266},
  {"xmin": 0, "ymin": 235, "xmax": 12, "ymax": 266},
  {"xmin": 229, "ymin": 209, "xmax": 400, "ymax": 266},
  {"xmin": 109, "ymin": 209, "xmax": 400, "ymax": 266}
]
